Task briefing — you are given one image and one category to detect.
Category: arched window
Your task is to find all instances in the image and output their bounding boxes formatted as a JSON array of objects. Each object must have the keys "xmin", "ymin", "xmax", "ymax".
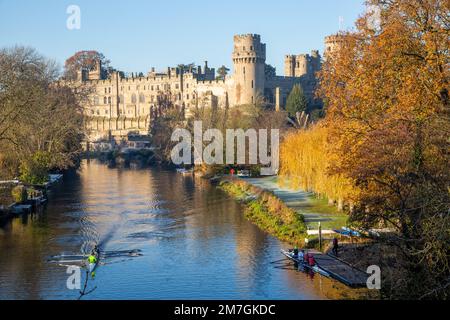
[
  {"xmin": 103, "ymin": 97, "xmax": 107, "ymax": 104},
  {"xmin": 108, "ymin": 97, "xmax": 111, "ymax": 104},
  {"xmin": 131, "ymin": 94, "xmax": 137, "ymax": 104},
  {"xmin": 94, "ymin": 96, "xmax": 99, "ymax": 105},
  {"xmin": 139, "ymin": 94, "xmax": 145, "ymax": 103},
  {"xmin": 119, "ymin": 95, "xmax": 124, "ymax": 104}
]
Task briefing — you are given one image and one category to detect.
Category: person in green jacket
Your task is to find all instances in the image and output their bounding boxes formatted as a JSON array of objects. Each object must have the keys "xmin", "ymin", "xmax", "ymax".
[{"xmin": 87, "ymin": 249, "xmax": 98, "ymax": 277}]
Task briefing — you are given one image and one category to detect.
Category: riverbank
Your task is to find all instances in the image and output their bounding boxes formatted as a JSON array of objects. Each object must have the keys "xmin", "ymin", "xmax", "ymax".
[
  {"xmin": 219, "ymin": 178, "xmax": 307, "ymax": 246},
  {"xmin": 243, "ymin": 176, "xmax": 348, "ymax": 230},
  {"xmin": 0, "ymin": 174, "xmax": 63, "ymax": 225}
]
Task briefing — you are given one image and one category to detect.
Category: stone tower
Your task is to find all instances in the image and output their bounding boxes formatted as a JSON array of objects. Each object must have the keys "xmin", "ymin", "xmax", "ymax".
[
  {"xmin": 88, "ymin": 59, "xmax": 102, "ymax": 80},
  {"xmin": 284, "ymin": 51, "xmax": 321, "ymax": 78},
  {"xmin": 232, "ymin": 34, "xmax": 266, "ymax": 105},
  {"xmin": 324, "ymin": 34, "xmax": 345, "ymax": 59},
  {"xmin": 284, "ymin": 55, "xmax": 296, "ymax": 77}
]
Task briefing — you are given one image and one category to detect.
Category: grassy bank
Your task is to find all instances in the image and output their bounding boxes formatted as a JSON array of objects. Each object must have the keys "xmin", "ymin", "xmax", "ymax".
[{"xmin": 219, "ymin": 179, "xmax": 307, "ymax": 245}]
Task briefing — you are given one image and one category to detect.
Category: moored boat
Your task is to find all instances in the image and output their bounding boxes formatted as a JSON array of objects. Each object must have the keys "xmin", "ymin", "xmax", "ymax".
[{"xmin": 281, "ymin": 249, "xmax": 330, "ymax": 278}]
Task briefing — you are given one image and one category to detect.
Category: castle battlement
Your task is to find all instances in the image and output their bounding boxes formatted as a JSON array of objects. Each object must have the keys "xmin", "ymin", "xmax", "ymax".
[
  {"xmin": 196, "ymin": 79, "xmax": 226, "ymax": 85},
  {"xmin": 233, "ymin": 34, "xmax": 261, "ymax": 41}
]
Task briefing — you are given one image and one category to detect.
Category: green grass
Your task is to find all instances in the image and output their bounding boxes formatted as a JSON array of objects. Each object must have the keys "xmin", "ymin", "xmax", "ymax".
[
  {"xmin": 302, "ymin": 196, "xmax": 342, "ymax": 215},
  {"xmin": 220, "ymin": 179, "xmax": 307, "ymax": 245}
]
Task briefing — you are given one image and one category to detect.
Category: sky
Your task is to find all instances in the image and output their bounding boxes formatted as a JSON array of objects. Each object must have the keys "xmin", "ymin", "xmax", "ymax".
[{"xmin": 0, "ymin": 0, "xmax": 366, "ymax": 75}]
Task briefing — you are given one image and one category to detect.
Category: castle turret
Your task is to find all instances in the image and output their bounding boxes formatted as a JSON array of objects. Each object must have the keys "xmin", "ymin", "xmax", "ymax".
[
  {"xmin": 77, "ymin": 68, "xmax": 88, "ymax": 82},
  {"xmin": 295, "ymin": 54, "xmax": 309, "ymax": 77},
  {"xmin": 232, "ymin": 34, "xmax": 266, "ymax": 105},
  {"xmin": 284, "ymin": 55, "xmax": 296, "ymax": 77},
  {"xmin": 88, "ymin": 59, "xmax": 102, "ymax": 80},
  {"xmin": 324, "ymin": 34, "xmax": 345, "ymax": 59},
  {"xmin": 284, "ymin": 51, "xmax": 321, "ymax": 78}
]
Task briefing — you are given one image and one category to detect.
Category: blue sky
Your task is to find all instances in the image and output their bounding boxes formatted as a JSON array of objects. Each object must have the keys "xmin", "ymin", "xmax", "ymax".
[{"xmin": 0, "ymin": 0, "xmax": 365, "ymax": 75}]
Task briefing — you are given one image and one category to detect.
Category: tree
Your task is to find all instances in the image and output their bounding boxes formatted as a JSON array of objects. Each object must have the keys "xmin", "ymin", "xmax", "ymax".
[
  {"xmin": 316, "ymin": 0, "xmax": 450, "ymax": 299},
  {"xmin": 265, "ymin": 64, "xmax": 276, "ymax": 79},
  {"xmin": 0, "ymin": 46, "xmax": 84, "ymax": 181},
  {"xmin": 285, "ymin": 84, "xmax": 308, "ymax": 117},
  {"xmin": 216, "ymin": 65, "xmax": 230, "ymax": 80},
  {"xmin": 64, "ymin": 50, "xmax": 111, "ymax": 80}
]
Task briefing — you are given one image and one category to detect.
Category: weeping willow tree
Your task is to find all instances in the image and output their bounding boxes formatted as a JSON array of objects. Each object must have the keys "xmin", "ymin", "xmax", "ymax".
[{"xmin": 280, "ymin": 123, "xmax": 356, "ymax": 210}]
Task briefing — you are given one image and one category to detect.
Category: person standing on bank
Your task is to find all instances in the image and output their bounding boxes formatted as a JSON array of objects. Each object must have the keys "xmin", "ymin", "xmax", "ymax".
[{"xmin": 332, "ymin": 237, "xmax": 339, "ymax": 256}]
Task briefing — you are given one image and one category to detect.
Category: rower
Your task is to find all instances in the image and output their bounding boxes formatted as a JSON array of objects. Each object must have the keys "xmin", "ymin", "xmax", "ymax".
[
  {"xmin": 308, "ymin": 254, "xmax": 316, "ymax": 267},
  {"xmin": 87, "ymin": 250, "xmax": 97, "ymax": 277},
  {"xmin": 298, "ymin": 249, "xmax": 305, "ymax": 261},
  {"xmin": 293, "ymin": 245, "xmax": 299, "ymax": 258}
]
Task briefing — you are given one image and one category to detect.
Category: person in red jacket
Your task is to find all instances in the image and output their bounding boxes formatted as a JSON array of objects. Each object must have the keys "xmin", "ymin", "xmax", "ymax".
[
  {"xmin": 308, "ymin": 254, "xmax": 316, "ymax": 267},
  {"xmin": 303, "ymin": 252, "xmax": 309, "ymax": 264}
]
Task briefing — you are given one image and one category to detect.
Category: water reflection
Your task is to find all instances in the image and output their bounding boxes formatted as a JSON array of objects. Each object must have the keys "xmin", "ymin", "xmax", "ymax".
[{"xmin": 0, "ymin": 160, "xmax": 366, "ymax": 300}]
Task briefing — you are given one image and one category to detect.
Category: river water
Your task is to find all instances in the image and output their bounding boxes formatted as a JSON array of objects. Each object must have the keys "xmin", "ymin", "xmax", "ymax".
[{"xmin": 0, "ymin": 160, "xmax": 358, "ymax": 300}]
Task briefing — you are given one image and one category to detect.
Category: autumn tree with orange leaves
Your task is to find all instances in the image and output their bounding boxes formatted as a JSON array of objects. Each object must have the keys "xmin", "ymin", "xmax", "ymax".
[{"xmin": 281, "ymin": 0, "xmax": 449, "ymax": 299}]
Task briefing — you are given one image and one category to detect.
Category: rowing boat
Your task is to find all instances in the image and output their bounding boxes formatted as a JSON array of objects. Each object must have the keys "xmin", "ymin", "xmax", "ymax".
[{"xmin": 281, "ymin": 249, "xmax": 330, "ymax": 278}]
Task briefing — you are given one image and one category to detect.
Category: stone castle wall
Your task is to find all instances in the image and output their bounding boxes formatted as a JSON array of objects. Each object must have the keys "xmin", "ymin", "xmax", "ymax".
[{"xmin": 77, "ymin": 34, "xmax": 327, "ymax": 143}]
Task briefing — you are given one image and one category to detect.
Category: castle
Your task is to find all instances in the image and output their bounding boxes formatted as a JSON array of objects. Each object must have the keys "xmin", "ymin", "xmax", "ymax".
[{"xmin": 76, "ymin": 34, "xmax": 337, "ymax": 146}]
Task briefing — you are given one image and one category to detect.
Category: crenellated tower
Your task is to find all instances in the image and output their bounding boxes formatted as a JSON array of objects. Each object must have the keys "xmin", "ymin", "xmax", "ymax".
[
  {"xmin": 324, "ymin": 34, "xmax": 345, "ymax": 59},
  {"xmin": 232, "ymin": 34, "xmax": 266, "ymax": 105}
]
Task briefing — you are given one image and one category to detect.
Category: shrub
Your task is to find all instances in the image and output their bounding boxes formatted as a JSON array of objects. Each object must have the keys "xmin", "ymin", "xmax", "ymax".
[{"xmin": 11, "ymin": 185, "xmax": 28, "ymax": 203}]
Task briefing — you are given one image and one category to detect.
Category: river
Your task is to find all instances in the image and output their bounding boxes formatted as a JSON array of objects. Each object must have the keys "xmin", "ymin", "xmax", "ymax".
[{"xmin": 0, "ymin": 160, "xmax": 358, "ymax": 300}]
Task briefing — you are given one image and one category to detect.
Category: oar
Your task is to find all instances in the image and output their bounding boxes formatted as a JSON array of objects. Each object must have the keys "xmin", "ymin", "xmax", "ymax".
[{"xmin": 270, "ymin": 258, "xmax": 290, "ymax": 264}]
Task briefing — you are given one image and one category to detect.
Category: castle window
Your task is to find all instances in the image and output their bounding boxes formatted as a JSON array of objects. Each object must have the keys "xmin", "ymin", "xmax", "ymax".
[
  {"xmin": 251, "ymin": 80, "xmax": 254, "ymax": 89},
  {"xmin": 103, "ymin": 97, "xmax": 107, "ymax": 104},
  {"xmin": 108, "ymin": 97, "xmax": 111, "ymax": 104},
  {"xmin": 108, "ymin": 87, "xmax": 111, "ymax": 94},
  {"xmin": 186, "ymin": 94, "xmax": 189, "ymax": 100},
  {"xmin": 250, "ymin": 46, "xmax": 253, "ymax": 50},
  {"xmin": 157, "ymin": 85, "xmax": 160, "ymax": 91},
  {"xmin": 104, "ymin": 88, "xmax": 107, "ymax": 94},
  {"xmin": 186, "ymin": 84, "xmax": 189, "ymax": 89},
  {"xmin": 139, "ymin": 94, "xmax": 145, "ymax": 103},
  {"xmin": 94, "ymin": 96, "xmax": 99, "ymax": 105},
  {"xmin": 151, "ymin": 85, "xmax": 154, "ymax": 91},
  {"xmin": 105, "ymin": 110, "xmax": 109, "ymax": 115},
  {"xmin": 131, "ymin": 94, "xmax": 137, "ymax": 104},
  {"xmin": 175, "ymin": 84, "xmax": 179, "ymax": 89}
]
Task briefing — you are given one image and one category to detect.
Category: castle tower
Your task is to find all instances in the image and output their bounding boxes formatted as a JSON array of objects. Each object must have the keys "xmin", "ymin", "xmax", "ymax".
[
  {"xmin": 295, "ymin": 54, "xmax": 309, "ymax": 77},
  {"xmin": 284, "ymin": 55, "xmax": 296, "ymax": 77},
  {"xmin": 324, "ymin": 34, "xmax": 345, "ymax": 59},
  {"xmin": 88, "ymin": 59, "xmax": 102, "ymax": 80},
  {"xmin": 232, "ymin": 34, "xmax": 266, "ymax": 105}
]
